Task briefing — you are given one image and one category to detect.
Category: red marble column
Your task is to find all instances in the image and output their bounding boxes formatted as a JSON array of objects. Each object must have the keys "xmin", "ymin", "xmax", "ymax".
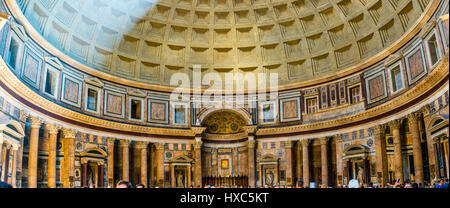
[{"xmin": 98, "ymin": 164, "xmax": 104, "ymax": 188}]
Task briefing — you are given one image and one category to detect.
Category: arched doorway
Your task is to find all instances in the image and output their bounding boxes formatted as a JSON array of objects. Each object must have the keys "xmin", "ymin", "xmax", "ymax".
[
  {"xmin": 80, "ymin": 148, "xmax": 107, "ymax": 188},
  {"xmin": 343, "ymin": 144, "xmax": 371, "ymax": 185}
]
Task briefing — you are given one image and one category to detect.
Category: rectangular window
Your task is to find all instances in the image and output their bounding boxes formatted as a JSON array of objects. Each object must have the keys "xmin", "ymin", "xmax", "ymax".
[
  {"xmin": 390, "ymin": 66, "xmax": 403, "ymax": 92},
  {"xmin": 7, "ymin": 38, "xmax": 19, "ymax": 69},
  {"xmin": 426, "ymin": 34, "xmax": 440, "ymax": 67},
  {"xmin": 262, "ymin": 104, "xmax": 274, "ymax": 123},
  {"xmin": 87, "ymin": 88, "xmax": 98, "ymax": 111},
  {"xmin": 174, "ymin": 104, "xmax": 186, "ymax": 124},
  {"xmin": 44, "ymin": 69, "xmax": 58, "ymax": 97},
  {"xmin": 350, "ymin": 86, "xmax": 360, "ymax": 104},
  {"xmin": 130, "ymin": 98, "xmax": 143, "ymax": 120},
  {"xmin": 306, "ymin": 97, "xmax": 318, "ymax": 114}
]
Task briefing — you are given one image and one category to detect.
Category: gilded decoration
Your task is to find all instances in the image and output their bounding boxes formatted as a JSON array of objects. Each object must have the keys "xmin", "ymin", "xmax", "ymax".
[{"xmin": 202, "ymin": 111, "xmax": 247, "ymax": 134}]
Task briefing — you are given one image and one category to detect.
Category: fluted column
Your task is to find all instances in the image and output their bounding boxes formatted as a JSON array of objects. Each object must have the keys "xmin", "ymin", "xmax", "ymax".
[
  {"xmin": 285, "ymin": 141, "xmax": 293, "ymax": 186},
  {"xmin": 62, "ymin": 128, "xmax": 77, "ymax": 188},
  {"xmin": 46, "ymin": 123, "xmax": 60, "ymax": 188},
  {"xmin": 421, "ymin": 105, "xmax": 438, "ymax": 180},
  {"xmin": 320, "ymin": 137, "xmax": 329, "ymax": 187},
  {"xmin": 244, "ymin": 126, "xmax": 257, "ymax": 188},
  {"xmin": 301, "ymin": 139, "xmax": 310, "ymax": 187},
  {"xmin": 28, "ymin": 116, "xmax": 42, "ymax": 188},
  {"xmin": 170, "ymin": 163, "xmax": 175, "ymax": 187},
  {"xmin": 374, "ymin": 124, "xmax": 388, "ymax": 186},
  {"xmin": 335, "ymin": 135, "xmax": 344, "ymax": 185},
  {"xmin": 119, "ymin": 140, "xmax": 131, "ymax": 182},
  {"xmin": 296, "ymin": 141, "xmax": 302, "ymax": 184},
  {"xmin": 407, "ymin": 112, "xmax": 424, "ymax": 185},
  {"xmin": 106, "ymin": 138, "xmax": 115, "ymax": 187},
  {"xmin": 232, "ymin": 147, "xmax": 238, "ymax": 176},
  {"xmin": 155, "ymin": 143, "xmax": 165, "ymax": 187},
  {"xmin": 389, "ymin": 119, "xmax": 404, "ymax": 184},
  {"xmin": 135, "ymin": 141, "xmax": 148, "ymax": 187}
]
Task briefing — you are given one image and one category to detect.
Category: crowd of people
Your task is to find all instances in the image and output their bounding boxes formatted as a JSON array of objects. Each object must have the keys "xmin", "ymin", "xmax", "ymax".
[{"xmin": 0, "ymin": 178, "xmax": 448, "ymax": 188}]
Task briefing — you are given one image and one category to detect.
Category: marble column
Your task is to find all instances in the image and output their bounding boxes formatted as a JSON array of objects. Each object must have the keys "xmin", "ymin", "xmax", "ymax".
[
  {"xmin": 0, "ymin": 138, "xmax": 3, "ymax": 180},
  {"xmin": 407, "ymin": 112, "xmax": 424, "ymax": 185},
  {"xmin": 247, "ymin": 137, "xmax": 256, "ymax": 188},
  {"xmin": 232, "ymin": 147, "xmax": 238, "ymax": 176},
  {"xmin": 335, "ymin": 135, "xmax": 344, "ymax": 186},
  {"xmin": 11, "ymin": 145, "xmax": 19, "ymax": 188},
  {"xmin": 421, "ymin": 105, "xmax": 438, "ymax": 180},
  {"xmin": 211, "ymin": 148, "xmax": 218, "ymax": 176},
  {"xmin": 46, "ymin": 123, "xmax": 60, "ymax": 188},
  {"xmin": 155, "ymin": 143, "xmax": 165, "ymax": 187},
  {"xmin": 389, "ymin": 119, "xmax": 404, "ymax": 184},
  {"xmin": 296, "ymin": 141, "xmax": 303, "ymax": 185},
  {"xmin": 106, "ymin": 138, "xmax": 115, "ymax": 187},
  {"xmin": 194, "ymin": 140, "xmax": 203, "ymax": 187},
  {"xmin": 373, "ymin": 124, "xmax": 388, "ymax": 186},
  {"xmin": 62, "ymin": 128, "xmax": 77, "ymax": 188},
  {"xmin": 170, "ymin": 163, "xmax": 175, "ymax": 187},
  {"xmin": 98, "ymin": 163, "xmax": 104, "ymax": 188},
  {"xmin": 28, "ymin": 116, "xmax": 42, "ymax": 188},
  {"xmin": 136, "ymin": 141, "xmax": 148, "ymax": 187},
  {"xmin": 301, "ymin": 139, "xmax": 310, "ymax": 187},
  {"xmin": 119, "ymin": 140, "xmax": 130, "ymax": 182},
  {"xmin": 187, "ymin": 164, "xmax": 192, "ymax": 187},
  {"xmin": 320, "ymin": 137, "xmax": 329, "ymax": 187},
  {"xmin": 285, "ymin": 141, "xmax": 293, "ymax": 186}
]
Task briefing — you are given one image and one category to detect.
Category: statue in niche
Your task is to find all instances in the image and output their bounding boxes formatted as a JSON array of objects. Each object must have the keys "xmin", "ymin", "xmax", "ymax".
[
  {"xmin": 357, "ymin": 165, "xmax": 364, "ymax": 183},
  {"xmin": 176, "ymin": 171, "xmax": 184, "ymax": 188},
  {"xmin": 87, "ymin": 166, "xmax": 94, "ymax": 187},
  {"xmin": 265, "ymin": 170, "xmax": 274, "ymax": 186}
]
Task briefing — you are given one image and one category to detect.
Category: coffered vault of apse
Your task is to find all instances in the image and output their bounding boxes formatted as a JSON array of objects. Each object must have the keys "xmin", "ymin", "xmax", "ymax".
[{"xmin": 16, "ymin": 0, "xmax": 430, "ymax": 89}]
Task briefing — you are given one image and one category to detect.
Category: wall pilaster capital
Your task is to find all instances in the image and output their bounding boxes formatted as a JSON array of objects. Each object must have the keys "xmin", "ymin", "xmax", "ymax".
[
  {"xmin": 243, "ymin": 126, "xmax": 258, "ymax": 135},
  {"xmin": 155, "ymin": 142, "xmax": 165, "ymax": 150},
  {"xmin": 19, "ymin": 110, "xmax": 29, "ymax": 122},
  {"xmin": 11, "ymin": 143, "xmax": 20, "ymax": 151},
  {"xmin": 29, "ymin": 116, "xmax": 43, "ymax": 129},
  {"xmin": 248, "ymin": 139, "xmax": 256, "ymax": 149},
  {"xmin": 106, "ymin": 137, "xmax": 116, "ymax": 145},
  {"xmin": 61, "ymin": 128, "xmax": 77, "ymax": 139},
  {"xmin": 388, "ymin": 119, "xmax": 403, "ymax": 130},
  {"xmin": 420, "ymin": 104, "xmax": 431, "ymax": 116},
  {"xmin": 194, "ymin": 141, "xmax": 203, "ymax": 149},
  {"xmin": 372, "ymin": 124, "xmax": 387, "ymax": 136},
  {"xmin": 45, "ymin": 123, "xmax": 61, "ymax": 135},
  {"xmin": 284, "ymin": 140, "xmax": 293, "ymax": 149}
]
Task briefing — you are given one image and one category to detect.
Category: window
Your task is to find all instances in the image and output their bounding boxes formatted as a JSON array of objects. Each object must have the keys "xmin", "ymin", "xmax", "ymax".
[
  {"xmin": 43, "ymin": 67, "xmax": 59, "ymax": 98},
  {"xmin": 87, "ymin": 88, "xmax": 98, "ymax": 111},
  {"xmin": 350, "ymin": 86, "xmax": 360, "ymax": 104},
  {"xmin": 262, "ymin": 103, "xmax": 275, "ymax": 123},
  {"xmin": 173, "ymin": 104, "xmax": 186, "ymax": 124},
  {"xmin": 390, "ymin": 65, "xmax": 404, "ymax": 93},
  {"xmin": 306, "ymin": 97, "xmax": 318, "ymax": 114},
  {"xmin": 130, "ymin": 98, "xmax": 143, "ymax": 121},
  {"xmin": 425, "ymin": 33, "xmax": 440, "ymax": 67},
  {"xmin": 7, "ymin": 38, "xmax": 19, "ymax": 69}
]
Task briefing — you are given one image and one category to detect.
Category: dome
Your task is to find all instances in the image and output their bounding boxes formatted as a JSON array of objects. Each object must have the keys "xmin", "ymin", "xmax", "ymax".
[{"xmin": 15, "ymin": 0, "xmax": 429, "ymax": 90}]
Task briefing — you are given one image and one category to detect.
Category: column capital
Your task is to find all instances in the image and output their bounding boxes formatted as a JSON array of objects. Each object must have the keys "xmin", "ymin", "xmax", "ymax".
[
  {"xmin": 300, "ymin": 139, "xmax": 310, "ymax": 146},
  {"xmin": 191, "ymin": 127, "xmax": 207, "ymax": 136},
  {"xmin": 388, "ymin": 119, "xmax": 403, "ymax": 130},
  {"xmin": 372, "ymin": 124, "xmax": 387, "ymax": 135},
  {"xmin": 29, "ymin": 116, "xmax": 43, "ymax": 129},
  {"xmin": 106, "ymin": 137, "xmax": 116, "ymax": 145},
  {"xmin": 135, "ymin": 141, "xmax": 149, "ymax": 149},
  {"xmin": 420, "ymin": 104, "xmax": 431, "ymax": 116},
  {"xmin": 61, "ymin": 128, "xmax": 77, "ymax": 139},
  {"xmin": 119, "ymin": 139, "xmax": 131, "ymax": 147},
  {"xmin": 319, "ymin": 137, "xmax": 329, "ymax": 145},
  {"xmin": 11, "ymin": 143, "xmax": 20, "ymax": 151},
  {"xmin": 335, "ymin": 134, "xmax": 343, "ymax": 143},
  {"xmin": 406, "ymin": 112, "xmax": 422, "ymax": 123},
  {"xmin": 45, "ymin": 123, "xmax": 61, "ymax": 135}
]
